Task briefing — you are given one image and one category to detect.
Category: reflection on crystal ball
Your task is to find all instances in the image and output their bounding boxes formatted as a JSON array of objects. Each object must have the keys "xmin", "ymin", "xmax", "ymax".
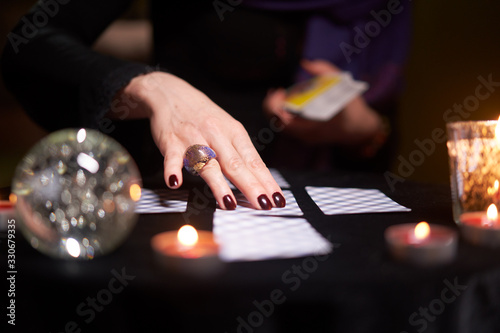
[{"xmin": 11, "ymin": 128, "xmax": 142, "ymax": 259}]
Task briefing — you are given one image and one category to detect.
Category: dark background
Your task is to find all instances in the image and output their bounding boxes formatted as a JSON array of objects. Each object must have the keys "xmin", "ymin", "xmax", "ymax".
[{"xmin": 1, "ymin": 0, "xmax": 500, "ymax": 187}]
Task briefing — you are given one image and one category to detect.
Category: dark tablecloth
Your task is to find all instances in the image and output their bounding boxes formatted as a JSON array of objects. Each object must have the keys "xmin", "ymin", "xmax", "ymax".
[{"xmin": 2, "ymin": 169, "xmax": 500, "ymax": 333}]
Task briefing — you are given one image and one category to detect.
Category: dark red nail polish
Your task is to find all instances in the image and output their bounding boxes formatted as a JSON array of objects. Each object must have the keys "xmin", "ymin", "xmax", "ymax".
[
  {"xmin": 223, "ymin": 195, "xmax": 236, "ymax": 210},
  {"xmin": 168, "ymin": 175, "xmax": 178, "ymax": 188},
  {"xmin": 258, "ymin": 194, "xmax": 272, "ymax": 210},
  {"xmin": 272, "ymin": 192, "xmax": 286, "ymax": 208}
]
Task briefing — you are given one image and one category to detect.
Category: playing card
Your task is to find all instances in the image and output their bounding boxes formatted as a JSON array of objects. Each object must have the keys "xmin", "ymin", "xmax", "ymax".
[
  {"xmin": 284, "ymin": 72, "xmax": 368, "ymax": 122},
  {"xmin": 213, "ymin": 214, "xmax": 332, "ymax": 262},
  {"xmin": 305, "ymin": 186, "xmax": 411, "ymax": 215},
  {"xmin": 135, "ymin": 188, "xmax": 189, "ymax": 214}
]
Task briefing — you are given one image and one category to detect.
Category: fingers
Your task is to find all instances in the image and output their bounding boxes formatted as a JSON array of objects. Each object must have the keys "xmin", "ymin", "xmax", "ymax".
[
  {"xmin": 209, "ymin": 129, "xmax": 286, "ymax": 210},
  {"xmin": 265, "ymin": 88, "xmax": 286, "ymax": 113},
  {"xmin": 301, "ymin": 59, "xmax": 341, "ymax": 76},
  {"xmin": 162, "ymin": 136, "xmax": 184, "ymax": 189},
  {"xmin": 264, "ymin": 88, "xmax": 295, "ymax": 125},
  {"xmin": 162, "ymin": 129, "xmax": 205, "ymax": 190},
  {"xmin": 163, "ymin": 140, "xmax": 237, "ymax": 210},
  {"xmin": 161, "ymin": 130, "xmax": 284, "ymax": 210},
  {"xmin": 198, "ymin": 159, "xmax": 237, "ymax": 210}
]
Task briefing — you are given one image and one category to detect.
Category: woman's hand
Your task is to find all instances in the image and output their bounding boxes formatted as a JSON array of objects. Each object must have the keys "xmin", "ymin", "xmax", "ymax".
[
  {"xmin": 115, "ymin": 72, "xmax": 286, "ymax": 210},
  {"xmin": 264, "ymin": 60, "xmax": 385, "ymax": 151}
]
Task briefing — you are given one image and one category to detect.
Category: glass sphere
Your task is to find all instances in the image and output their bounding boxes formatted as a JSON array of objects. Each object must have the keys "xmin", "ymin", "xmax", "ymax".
[{"xmin": 11, "ymin": 128, "xmax": 142, "ymax": 259}]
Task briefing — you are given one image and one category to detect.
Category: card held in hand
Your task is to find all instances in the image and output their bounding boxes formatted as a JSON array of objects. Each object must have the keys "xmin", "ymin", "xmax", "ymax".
[{"xmin": 284, "ymin": 72, "xmax": 368, "ymax": 122}]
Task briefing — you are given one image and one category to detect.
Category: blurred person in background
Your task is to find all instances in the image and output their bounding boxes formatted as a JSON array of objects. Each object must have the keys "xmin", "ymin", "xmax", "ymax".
[{"xmin": 1, "ymin": 0, "xmax": 412, "ymax": 209}]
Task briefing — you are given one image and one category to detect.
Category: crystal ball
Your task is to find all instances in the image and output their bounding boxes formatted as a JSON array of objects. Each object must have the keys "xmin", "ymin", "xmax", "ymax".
[{"xmin": 11, "ymin": 128, "xmax": 142, "ymax": 259}]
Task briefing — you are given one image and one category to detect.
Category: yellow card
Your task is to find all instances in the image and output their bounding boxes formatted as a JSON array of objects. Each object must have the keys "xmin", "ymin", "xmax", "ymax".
[{"xmin": 284, "ymin": 72, "xmax": 368, "ymax": 122}]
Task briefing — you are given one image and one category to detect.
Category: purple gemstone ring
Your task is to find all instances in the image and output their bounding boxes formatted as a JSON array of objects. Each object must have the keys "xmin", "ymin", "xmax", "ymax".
[{"xmin": 183, "ymin": 144, "xmax": 217, "ymax": 176}]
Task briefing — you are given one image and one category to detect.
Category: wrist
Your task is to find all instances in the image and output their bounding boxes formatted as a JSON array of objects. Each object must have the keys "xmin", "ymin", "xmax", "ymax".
[{"xmin": 119, "ymin": 72, "xmax": 168, "ymax": 119}]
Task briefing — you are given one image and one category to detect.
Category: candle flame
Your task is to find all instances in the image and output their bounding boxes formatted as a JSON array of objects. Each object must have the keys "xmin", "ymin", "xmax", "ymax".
[
  {"xmin": 129, "ymin": 184, "xmax": 141, "ymax": 202},
  {"xmin": 487, "ymin": 203, "xmax": 498, "ymax": 221},
  {"xmin": 9, "ymin": 193, "xmax": 17, "ymax": 205},
  {"xmin": 414, "ymin": 221, "xmax": 430, "ymax": 240},
  {"xmin": 177, "ymin": 225, "xmax": 199, "ymax": 247},
  {"xmin": 487, "ymin": 180, "xmax": 500, "ymax": 196}
]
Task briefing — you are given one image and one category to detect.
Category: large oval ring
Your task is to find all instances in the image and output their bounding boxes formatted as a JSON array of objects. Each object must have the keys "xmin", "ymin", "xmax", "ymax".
[{"xmin": 183, "ymin": 144, "xmax": 217, "ymax": 176}]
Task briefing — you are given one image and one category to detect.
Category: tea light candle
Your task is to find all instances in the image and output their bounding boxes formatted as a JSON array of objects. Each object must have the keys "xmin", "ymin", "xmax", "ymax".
[
  {"xmin": 0, "ymin": 194, "xmax": 17, "ymax": 231},
  {"xmin": 459, "ymin": 203, "xmax": 500, "ymax": 247},
  {"xmin": 151, "ymin": 225, "xmax": 222, "ymax": 276},
  {"xmin": 385, "ymin": 221, "xmax": 458, "ymax": 266}
]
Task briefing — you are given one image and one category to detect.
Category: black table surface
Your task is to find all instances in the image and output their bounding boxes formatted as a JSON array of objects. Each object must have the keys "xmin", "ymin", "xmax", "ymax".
[{"xmin": 2, "ymin": 169, "xmax": 500, "ymax": 333}]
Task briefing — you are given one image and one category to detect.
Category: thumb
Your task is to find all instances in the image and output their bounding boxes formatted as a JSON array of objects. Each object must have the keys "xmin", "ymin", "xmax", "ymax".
[{"xmin": 263, "ymin": 88, "xmax": 295, "ymax": 125}]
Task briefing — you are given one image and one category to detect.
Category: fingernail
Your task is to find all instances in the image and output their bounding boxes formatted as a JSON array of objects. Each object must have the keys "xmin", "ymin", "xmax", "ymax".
[
  {"xmin": 168, "ymin": 175, "xmax": 178, "ymax": 188},
  {"xmin": 272, "ymin": 192, "xmax": 286, "ymax": 208},
  {"xmin": 223, "ymin": 195, "xmax": 236, "ymax": 210},
  {"xmin": 258, "ymin": 194, "xmax": 272, "ymax": 210}
]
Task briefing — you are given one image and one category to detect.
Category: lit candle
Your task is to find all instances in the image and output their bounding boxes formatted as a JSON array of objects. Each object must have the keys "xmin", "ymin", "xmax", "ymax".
[
  {"xmin": 459, "ymin": 203, "xmax": 500, "ymax": 247},
  {"xmin": 447, "ymin": 117, "xmax": 500, "ymax": 223},
  {"xmin": 151, "ymin": 225, "xmax": 222, "ymax": 276},
  {"xmin": 0, "ymin": 194, "xmax": 17, "ymax": 231},
  {"xmin": 385, "ymin": 221, "xmax": 458, "ymax": 266}
]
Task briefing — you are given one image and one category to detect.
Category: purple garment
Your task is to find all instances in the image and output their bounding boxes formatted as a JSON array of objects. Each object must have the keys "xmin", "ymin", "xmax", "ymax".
[{"xmin": 244, "ymin": 0, "xmax": 412, "ymax": 108}]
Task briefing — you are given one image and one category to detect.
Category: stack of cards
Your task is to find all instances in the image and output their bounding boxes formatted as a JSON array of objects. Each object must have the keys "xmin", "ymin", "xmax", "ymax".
[{"xmin": 284, "ymin": 72, "xmax": 368, "ymax": 121}]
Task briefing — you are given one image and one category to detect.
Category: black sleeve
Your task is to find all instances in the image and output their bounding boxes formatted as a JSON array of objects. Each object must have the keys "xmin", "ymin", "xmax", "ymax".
[{"xmin": 1, "ymin": 0, "xmax": 152, "ymax": 131}]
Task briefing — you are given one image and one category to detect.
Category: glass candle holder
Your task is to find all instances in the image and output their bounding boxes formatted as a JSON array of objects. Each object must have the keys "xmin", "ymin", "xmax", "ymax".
[{"xmin": 446, "ymin": 120, "xmax": 500, "ymax": 224}]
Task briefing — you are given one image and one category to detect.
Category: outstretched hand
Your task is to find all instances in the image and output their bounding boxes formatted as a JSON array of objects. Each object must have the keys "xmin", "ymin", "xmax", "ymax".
[{"xmin": 116, "ymin": 72, "xmax": 286, "ymax": 210}]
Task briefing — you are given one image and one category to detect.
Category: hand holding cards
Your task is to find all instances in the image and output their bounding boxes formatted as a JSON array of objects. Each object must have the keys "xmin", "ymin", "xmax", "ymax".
[{"xmin": 284, "ymin": 72, "xmax": 368, "ymax": 122}]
